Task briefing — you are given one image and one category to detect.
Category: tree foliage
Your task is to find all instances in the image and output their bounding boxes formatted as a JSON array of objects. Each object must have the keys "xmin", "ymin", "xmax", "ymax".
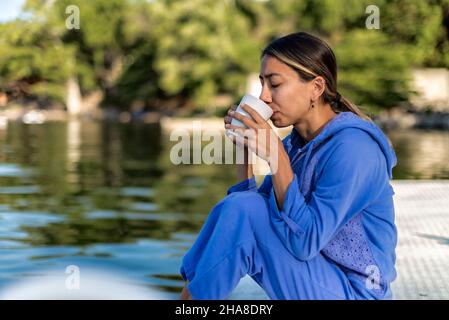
[{"xmin": 0, "ymin": 0, "xmax": 448, "ymax": 113}]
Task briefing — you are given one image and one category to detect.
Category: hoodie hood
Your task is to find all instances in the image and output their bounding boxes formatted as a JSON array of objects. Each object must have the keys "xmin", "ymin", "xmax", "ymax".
[{"xmin": 284, "ymin": 112, "xmax": 397, "ymax": 179}]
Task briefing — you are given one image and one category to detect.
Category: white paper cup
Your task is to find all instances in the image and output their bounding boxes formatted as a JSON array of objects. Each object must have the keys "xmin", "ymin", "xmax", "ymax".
[{"xmin": 226, "ymin": 94, "xmax": 273, "ymax": 137}]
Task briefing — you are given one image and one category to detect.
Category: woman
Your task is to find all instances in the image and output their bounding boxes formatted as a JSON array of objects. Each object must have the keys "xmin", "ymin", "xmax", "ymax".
[{"xmin": 179, "ymin": 32, "xmax": 397, "ymax": 300}]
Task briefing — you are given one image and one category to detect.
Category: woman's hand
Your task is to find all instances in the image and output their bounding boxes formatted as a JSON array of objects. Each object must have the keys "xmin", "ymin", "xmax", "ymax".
[
  {"xmin": 225, "ymin": 104, "xmax": 282, "ymax": 165},
  {"xmin": 223, "ymin": 104, "xmax": 238, "ymax": 134},
  {"xmin": 225, "ymin": 104, "xmax": 293, "ymax": 209}
]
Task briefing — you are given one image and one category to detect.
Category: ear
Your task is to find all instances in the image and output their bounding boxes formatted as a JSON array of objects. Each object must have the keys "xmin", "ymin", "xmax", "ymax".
[{"xmin": 310, "ymin": 76, "xmax": 326, "ymax": 101}]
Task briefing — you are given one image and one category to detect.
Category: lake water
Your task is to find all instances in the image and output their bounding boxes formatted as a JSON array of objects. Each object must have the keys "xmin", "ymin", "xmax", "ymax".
[{"xmin": 0, "ymin": 120, "xmax": 448, "ymax": 299}]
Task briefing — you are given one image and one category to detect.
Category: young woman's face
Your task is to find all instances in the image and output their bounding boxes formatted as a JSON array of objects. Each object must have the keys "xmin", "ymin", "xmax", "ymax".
[{"xmin": 259, "ymin": 55, "xmax": 313, "ymax": 128}]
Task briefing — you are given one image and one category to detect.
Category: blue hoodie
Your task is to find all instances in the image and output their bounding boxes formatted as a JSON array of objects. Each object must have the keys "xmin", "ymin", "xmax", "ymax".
[{"xmin": 227, "ymin": 111, "xmax": 398, "ymax": 299}]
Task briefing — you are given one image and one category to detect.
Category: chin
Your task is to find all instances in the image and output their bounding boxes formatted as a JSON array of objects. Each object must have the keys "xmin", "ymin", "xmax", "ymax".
[{"xmin": 271, "ymin": 118, "xmax": 291, "ymax": 128}]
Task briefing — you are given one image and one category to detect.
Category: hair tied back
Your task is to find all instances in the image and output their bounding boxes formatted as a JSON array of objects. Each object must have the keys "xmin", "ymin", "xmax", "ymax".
[{"xmin": 334, "ymin": 92, "xmax": 341, "ymax": 104}]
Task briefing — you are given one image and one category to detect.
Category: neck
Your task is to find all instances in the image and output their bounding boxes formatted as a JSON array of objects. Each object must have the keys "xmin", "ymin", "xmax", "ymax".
[{"xmin": 294, "ymin": 104, "xmax": 337, "ymax": 143}]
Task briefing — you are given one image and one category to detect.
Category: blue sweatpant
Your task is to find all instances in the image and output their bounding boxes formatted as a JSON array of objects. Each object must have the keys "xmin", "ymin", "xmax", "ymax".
[{"xmin": 180, "ymin": 191, "xmax": 358, "ymax": 300}]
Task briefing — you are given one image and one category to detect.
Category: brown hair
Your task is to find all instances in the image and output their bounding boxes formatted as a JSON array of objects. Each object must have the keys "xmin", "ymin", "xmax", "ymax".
[{"xmin": 261, "ymin": 32, "xmax": 371, "ymax": 121}]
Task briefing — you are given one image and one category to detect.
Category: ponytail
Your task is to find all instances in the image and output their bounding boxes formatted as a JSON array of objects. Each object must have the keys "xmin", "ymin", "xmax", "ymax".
[{"xmin": 330, "ymin": 92, "xmax": 372, "ymax": 122}]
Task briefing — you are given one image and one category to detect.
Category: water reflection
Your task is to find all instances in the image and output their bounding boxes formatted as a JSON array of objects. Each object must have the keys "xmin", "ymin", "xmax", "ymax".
[
  {"xmin": 0, "ymin": 120, "xmax": 448, "ymax": 298},
  {"xmin": 0, "ymin": 120, "xmax": 235, "ymax": 298},
  {"xmin": 389, "ymin": 129, "xmax": 449, "ymax": 179}
]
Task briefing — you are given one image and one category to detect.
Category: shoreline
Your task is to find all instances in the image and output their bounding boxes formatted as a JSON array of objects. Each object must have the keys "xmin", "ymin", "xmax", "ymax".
[
  {"xmin": 1, "ymin": 107, "xmax": 449, "ymax": 131},
  {"xmin": 374, "ymin": 109, "xmax": 449, "ymax": 130}
]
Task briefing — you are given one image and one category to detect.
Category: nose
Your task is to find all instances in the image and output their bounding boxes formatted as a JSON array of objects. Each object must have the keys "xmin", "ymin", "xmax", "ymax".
[{"xmin": 259, "ymin": 84, "xmax": 272, "ymax": 105}]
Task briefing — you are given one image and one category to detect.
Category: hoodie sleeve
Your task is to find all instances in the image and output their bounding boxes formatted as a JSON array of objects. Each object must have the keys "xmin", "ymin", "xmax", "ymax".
[{"xmin": 268, "ymin": 132, "xmax": 388, "ymax": 261}]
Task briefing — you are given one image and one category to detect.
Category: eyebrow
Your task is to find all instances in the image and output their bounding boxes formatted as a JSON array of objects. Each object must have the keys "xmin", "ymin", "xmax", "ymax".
[{"xmin": 258, "ymin": 73, "xmax": 282, "ymax": 80}]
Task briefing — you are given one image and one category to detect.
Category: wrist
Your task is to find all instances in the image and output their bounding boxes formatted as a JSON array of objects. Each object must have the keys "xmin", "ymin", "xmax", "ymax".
[{"xmin": 268, "ymin": 144, "xmax": 286, "ymax": 170}]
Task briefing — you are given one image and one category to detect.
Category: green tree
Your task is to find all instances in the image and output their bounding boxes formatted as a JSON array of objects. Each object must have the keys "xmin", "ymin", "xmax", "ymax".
[
  {"xmin": 123, "ymin": 0, "xmax": 260, "ymax": 110},
  {"xmin": 381, "ymin": 0, "xmax": 449, "ymax": 67},
  {"xmin": 1, "ymin": 0, "xmax": 449, "ymax": 113},
  {"xmin": 0, "ymin": 18, "xmax": 75, "ymax": 105},
  {"xmin": 335, "ymin": 30, "xmax": 412, "ymax": 114}
]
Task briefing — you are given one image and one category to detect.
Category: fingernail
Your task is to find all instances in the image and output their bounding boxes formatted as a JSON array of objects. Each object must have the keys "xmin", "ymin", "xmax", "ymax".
[
  {"xmin": 225, "ymin": 124, "xmax": 230, "ymax": 128},
  {"xmin": 229, "ymin": 111, "xmax": 235, "ymax": 115}
]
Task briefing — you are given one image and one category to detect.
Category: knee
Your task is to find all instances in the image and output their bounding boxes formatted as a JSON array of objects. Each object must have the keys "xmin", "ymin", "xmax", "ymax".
[
  {"xmin": 224, "ymin": 191, "xmax": 266, "ymax": 208},
  {"xmin": 221, "ymin": 191, "xmax": 268, "ymax": 222}
]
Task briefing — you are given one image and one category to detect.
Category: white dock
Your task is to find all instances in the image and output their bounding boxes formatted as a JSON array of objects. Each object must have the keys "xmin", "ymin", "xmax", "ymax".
[{"xmin": 229, "ymin": 180, "xmax": 449, "ymax": 300}]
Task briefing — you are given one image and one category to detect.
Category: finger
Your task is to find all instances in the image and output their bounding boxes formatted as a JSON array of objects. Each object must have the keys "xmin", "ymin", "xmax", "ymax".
[
  {"xmin": 230, "ymin": 133, "xmax": 248, "ymax": 148},
  {"xmin": 230, "ymin": 110, "xmax": 257, "ymax": 129},
  {"xmin": 224, "ymin": 116, "xmax": 232, "ymax": 124},
  {"xmin": 240, "ymin": 104, "xmax": 265, "ymax": 124},
  {"xmin": 230, "ymin": 128, "xmax": 259, "ymax": 150},
  {"xmin": 227, "ymin": 105, "xmax": 237, "ymax": 116},
  {"xmin": 225, "ymin": 126, "xmax": 261, "ymax": 145},
  {"xmin": 229, "ymin": 126, "xmax": 259, "ymax": 136},
  {"xmin": 224, "ymin": 123, "xmax": 246, "ymax": 131}
]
